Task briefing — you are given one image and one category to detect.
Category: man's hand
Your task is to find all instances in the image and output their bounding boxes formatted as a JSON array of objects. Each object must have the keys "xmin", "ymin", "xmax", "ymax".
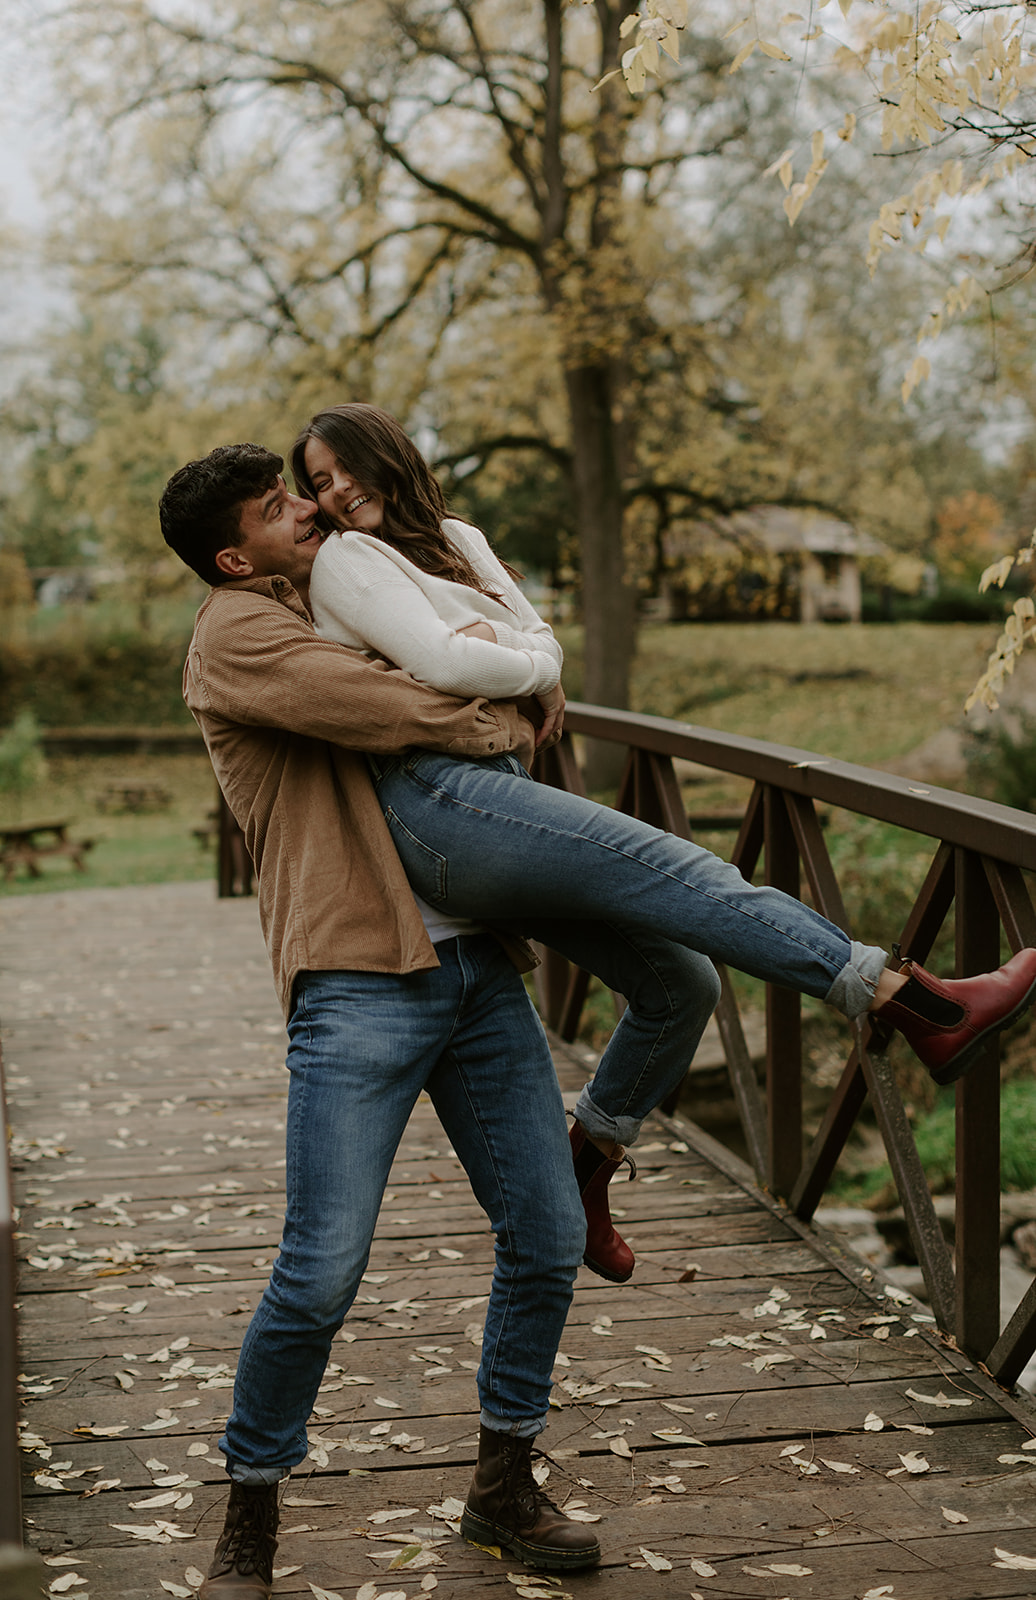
[
  {"xmin": 458, "ymin": 620, "xmax": 497, "ymax": 642},
  {"xmin": 535, "ymin": 683, "xmax": 566, "ymax": 748}
]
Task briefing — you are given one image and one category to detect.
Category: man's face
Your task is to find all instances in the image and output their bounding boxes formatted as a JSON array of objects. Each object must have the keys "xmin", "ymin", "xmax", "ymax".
[{"xmin": 217, "ymin": 478, "xmax": 321, "ymax": 591}]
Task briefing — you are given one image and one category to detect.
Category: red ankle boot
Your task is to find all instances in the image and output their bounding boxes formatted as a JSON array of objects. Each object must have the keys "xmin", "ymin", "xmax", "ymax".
[
  {"xmin": 570, "ymin": 1124, "xmax": 635, "ymax": 1283},
  {"xmin": 872, "ymin": 947, "xmax": 1036, "ymax": 1085}
]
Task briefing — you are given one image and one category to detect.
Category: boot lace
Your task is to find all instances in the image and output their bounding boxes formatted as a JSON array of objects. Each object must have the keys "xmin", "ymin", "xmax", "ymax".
[
  {"xmin": 500, "ymin": 1442, "xmax": 562, "ymax": 1528},
  {"xmin": 216, "ymin": 1487, "xmax": 278, "ymax": 1577}
]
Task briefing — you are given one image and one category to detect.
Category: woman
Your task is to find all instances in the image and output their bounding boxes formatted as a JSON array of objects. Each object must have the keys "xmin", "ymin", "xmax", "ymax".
[{"xmin": 291, "ymin": 402, "xmax": 1036, "ymax": 1277}]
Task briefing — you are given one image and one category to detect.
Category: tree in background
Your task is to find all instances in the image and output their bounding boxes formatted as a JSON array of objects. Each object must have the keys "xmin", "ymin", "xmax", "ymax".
[
  {"xmin": 14, "ymin": 0, "xmax": 1036, "ymax": 745},
  {"xmin": 35, "ymin": 0, "xmax": 724, "ymax": 751},
  {"xmin": 28, "ymin": 0, "xmax": 948, "ymax": 764},
  {"xmin": 2, "ymin": 318, "xmax": 213, "ymax": 627},
  {"xmin": 619, "ymin": 3, "xmax": 1036, "ymax": 361},
  {"xmin": 931, "ymin": 490, "xmax": 1007, "ymax": 591},
  {"xmin": 613, "ymin": 1, "xmax": 1036, "ymax": 710}
]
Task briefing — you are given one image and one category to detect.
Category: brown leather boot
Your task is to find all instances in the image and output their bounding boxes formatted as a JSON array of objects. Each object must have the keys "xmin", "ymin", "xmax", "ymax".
[
  {"xmin": 872, "ymin": 947, "xmax": 1036, "ymax": 1085},
  {"xmin": 199, "ymin": 1480, "xmax": 279, "ymax": 1598},
  {"xmin": 460, "ymin": 1425, "xmax": 601, "ymax": 1570}
]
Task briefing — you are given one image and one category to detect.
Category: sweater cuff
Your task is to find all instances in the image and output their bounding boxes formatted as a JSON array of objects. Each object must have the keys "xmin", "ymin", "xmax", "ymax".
[{"xmin": 528, "ymin": 651, "xmax": 562, "ymax": 694}]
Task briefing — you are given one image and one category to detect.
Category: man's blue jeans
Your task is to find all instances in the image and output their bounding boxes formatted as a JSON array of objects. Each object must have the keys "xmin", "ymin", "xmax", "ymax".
[
  {"xmin": 221, "ymin": 936, "xmax": 584, "ymax": 1480},
  {"xmin": 369, "ymin": 751, "xmax": 888, "ymax": 1146}
]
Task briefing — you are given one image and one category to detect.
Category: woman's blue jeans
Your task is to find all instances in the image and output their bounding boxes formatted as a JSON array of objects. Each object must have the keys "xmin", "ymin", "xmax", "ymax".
[
  {"xmin": 221, "ymin": 936, "xmax": 584, "ymax": 1480},
  {"xmin": 370, "ymin": 751, "xmax": 888, "ymax": 1146}
]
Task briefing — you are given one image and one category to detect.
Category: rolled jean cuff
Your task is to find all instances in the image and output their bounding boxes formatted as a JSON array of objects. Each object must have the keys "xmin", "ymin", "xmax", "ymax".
[
  {"xmin": 480, "ymin": 1408, "xmax": 546, "ymax": 1439},
  {"xmin": 574, "ymin": 1086, "xmax": 642, "ymax": 1149},
  {"xmin": 227, "ymin": 1463, "xmax": 291, "ymax": 1487},
  {"xmin": 825, "ymin": 941, "xmax": 888, "ymax": 1020}
]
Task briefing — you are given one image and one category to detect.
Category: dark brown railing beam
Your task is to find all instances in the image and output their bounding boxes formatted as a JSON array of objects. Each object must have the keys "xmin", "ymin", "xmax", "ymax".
[
  {"xmin": 564, "ymin": 705, "xmax": 1036, "ymax": 870},
  {"xmin": 983, "ymin": 858, "xmax": 1036, "ymax": 954},
  {"xmin": 765, "ymin": 788, "xmax": 803, "ymax": 1197},
  {"xmin": 988, "ymin": 1275, "xmax": 1036, "ymax": 1387},
  {"xmin": 893, "ymin": 842, "xmax": 956, "ymax": 965},
  {"xmin": 712, "ymin": 964, "xmax": 768, "ymax": 1176},
  {"xmin": 861, "ymin": 1042, "xmax": 957, "ymax": 1328},
  {"xmin": 955, "ymin": 848, "xmax": 1003, "ymax": 1358},
  {"xmin": 728, "ymin": 783, "xmax": 765, "ymax": 883},
  {"xmin": 783, "ymin": 792, "xmax": 851, "ymax": 933},
  {"xmin": 790, "ymin": 1034, "xmax": 868, "ymax": 1220}
]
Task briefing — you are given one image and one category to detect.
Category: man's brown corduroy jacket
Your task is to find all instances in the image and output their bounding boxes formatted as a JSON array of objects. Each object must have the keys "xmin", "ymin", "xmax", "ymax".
[{"xmin": 183, "ymin": 575, "xmax": 533, "ymax": 1018}]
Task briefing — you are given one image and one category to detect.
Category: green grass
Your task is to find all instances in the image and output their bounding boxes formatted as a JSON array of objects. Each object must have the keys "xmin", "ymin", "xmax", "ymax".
[
  {"xmin": 0, "ymin": 752, "xmax": 218, "ymax": 896},
  {"xmin": 835, "ymin": 1079, "xmax": 1036, "ymax": 1203},
  {"xmin": 626, "ymin": 619, "xmax": 997, "ymax": 766}
]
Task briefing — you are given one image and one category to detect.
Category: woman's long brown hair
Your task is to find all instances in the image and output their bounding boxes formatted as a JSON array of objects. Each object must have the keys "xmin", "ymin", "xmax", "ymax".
[{"xmin": 291, "ymin": 403, "xmax": 520, "ymax": 601}]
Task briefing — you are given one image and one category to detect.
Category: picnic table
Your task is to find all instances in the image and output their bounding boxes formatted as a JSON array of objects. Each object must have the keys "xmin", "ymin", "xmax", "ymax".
[
  {"xmin": 0, "ymin": 819, "xmax": 94, "ymax": 881},
  {"xmin": 95, "ymin": 780, "xmax": 173, "ymax": 814}
]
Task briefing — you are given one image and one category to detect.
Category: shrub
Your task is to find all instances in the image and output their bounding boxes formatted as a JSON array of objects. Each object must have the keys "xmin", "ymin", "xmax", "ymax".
[
  {"xmin": 0, "ymin": 628, "xmax": 193, "ymax": 727},
  {"xmin": 836, "ymin": 1076, "xmax": 1036, "ymax": 1202},
  {"xmin": 967, "ymin": 711, "xmax": 1036, "ymax": 814},
  {"xmin": 0, "ymin": 711, "xmax": 48, "ymax": 812}
]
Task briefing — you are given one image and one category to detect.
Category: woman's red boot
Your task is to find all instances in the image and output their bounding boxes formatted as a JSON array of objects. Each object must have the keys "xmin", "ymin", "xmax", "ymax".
[
  {"xmin": 872, "ymin": 947, "xmax": 1036, "ymax": 1085},
  {"xmin": 569, "ymin": 1123, "xmax": 635, "ymax": 1283}
]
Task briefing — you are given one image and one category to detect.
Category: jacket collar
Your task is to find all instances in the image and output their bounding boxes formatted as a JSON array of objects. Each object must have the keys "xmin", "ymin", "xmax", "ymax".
[{"xmin": 200, "ymin": 574, "xmax": 313, "ymax": 622}]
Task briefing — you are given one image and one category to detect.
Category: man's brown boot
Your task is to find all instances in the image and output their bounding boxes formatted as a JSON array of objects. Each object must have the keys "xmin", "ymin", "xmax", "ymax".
[
  {"xmin": 199, "ymin": 1480, "xmax": 279, "ymax": 1598},
  {"xmin": 460, "ymin": 1425, "xmax": 601, "ymax": 1571}
]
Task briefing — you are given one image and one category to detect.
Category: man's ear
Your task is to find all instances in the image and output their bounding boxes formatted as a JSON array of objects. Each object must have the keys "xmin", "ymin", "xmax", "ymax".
[{"xmin": 215, "ymin": 547, "xmax": 255, "ymax": 579}]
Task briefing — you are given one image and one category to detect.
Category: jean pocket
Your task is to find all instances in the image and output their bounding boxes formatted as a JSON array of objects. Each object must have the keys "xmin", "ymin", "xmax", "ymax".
[
  {"xmin": 367, "ymin": 753, "xmax": 403, "ymax": 787},
  {"xmin": 383, "ymin": 806, "xmax": 449, "ymax": 903}
]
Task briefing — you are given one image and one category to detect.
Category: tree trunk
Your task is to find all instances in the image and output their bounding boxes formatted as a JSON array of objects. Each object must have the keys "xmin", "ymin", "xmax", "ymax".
[{"xmin": 564, "ymin": 360, "xmax": 637, "ymax": 788}]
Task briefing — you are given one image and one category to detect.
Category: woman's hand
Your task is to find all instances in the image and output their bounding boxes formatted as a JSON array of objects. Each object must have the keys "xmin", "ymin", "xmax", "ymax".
[
  {"xmin": 535, "ymin": 683, "xmax": 566, "ymax": 748},
  {"xmin": 458, "ymin": 620, "xmax": 497, "ymax": 642}
]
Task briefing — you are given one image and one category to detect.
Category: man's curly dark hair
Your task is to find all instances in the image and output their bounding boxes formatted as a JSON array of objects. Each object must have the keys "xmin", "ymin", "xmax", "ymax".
[{"xmin": 159, "ymin": 443, "xmax": 284, "ymax": 586}]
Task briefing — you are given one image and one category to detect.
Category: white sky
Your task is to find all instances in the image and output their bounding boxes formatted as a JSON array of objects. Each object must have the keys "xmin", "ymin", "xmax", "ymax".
[{"xmin": 0, "ymin": 33, "xmax": 63, "ymax": 355}]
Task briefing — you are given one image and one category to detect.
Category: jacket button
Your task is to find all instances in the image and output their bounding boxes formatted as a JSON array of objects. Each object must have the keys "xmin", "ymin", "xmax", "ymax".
[{"xmin": 487, "ymin": 742, "xmax": 495, "ymax": 750}]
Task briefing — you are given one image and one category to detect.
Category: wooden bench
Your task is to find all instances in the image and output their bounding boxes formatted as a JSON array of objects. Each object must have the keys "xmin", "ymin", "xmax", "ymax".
[
  {"xmin": 95, "ymin": 780, "xmax": 173, "ymax": 814},
  {"xmin": 0, "ymin": 820, "xmax": 94, "ymax": 881}
]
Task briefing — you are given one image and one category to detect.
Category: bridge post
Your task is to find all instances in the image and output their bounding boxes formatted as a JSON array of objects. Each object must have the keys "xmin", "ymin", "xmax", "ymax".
[
  {"xmin": 764, "ymin": 786, "xmax": 802, "ymax": 1198},
  {"xmin": 955, "ymin": 846, "xmax": 1002, "ymax": 1359}
]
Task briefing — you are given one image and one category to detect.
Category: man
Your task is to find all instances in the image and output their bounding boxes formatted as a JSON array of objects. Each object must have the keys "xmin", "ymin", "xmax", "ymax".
[{"xmin": 159, "ymin": 444, "xmax": 601, "ymax": 1598}]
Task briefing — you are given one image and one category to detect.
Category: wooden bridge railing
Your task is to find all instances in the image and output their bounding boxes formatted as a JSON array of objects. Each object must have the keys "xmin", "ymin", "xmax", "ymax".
[{"xmin": 531, "ymin": 703, "xmax": 1036, "ymax": 1386}]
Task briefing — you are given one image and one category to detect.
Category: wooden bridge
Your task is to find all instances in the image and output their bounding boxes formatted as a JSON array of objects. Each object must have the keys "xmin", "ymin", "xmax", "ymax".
[{"xmin": 5, "ymin": 876, "xmax": 1036, "ymax": 1599}]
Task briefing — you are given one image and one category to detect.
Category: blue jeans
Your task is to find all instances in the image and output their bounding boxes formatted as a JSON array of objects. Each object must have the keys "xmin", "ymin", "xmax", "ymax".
[
  {"xmin": 369, "ymin": 751, "xmax": 888, "ymax": 1144},
  {"xmin": 221, "ymin": 937, "xmax": 584, "ymax": 1480}
]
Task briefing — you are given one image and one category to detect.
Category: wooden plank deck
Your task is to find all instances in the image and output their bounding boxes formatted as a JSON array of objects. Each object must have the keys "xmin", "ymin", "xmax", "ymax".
[{"xmin": 6, "ymin": 881, "xmax": 1036, "ymax": 1599}]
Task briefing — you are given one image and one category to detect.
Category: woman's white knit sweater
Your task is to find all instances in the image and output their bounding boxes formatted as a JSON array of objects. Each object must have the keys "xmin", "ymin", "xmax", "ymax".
[{"xmin": 309, "ymin": 517, "xmax": 562, "ymax": 699}]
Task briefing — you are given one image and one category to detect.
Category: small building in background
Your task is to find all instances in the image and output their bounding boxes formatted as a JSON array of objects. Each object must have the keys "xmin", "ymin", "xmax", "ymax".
[
  {"xmin": 657, "ymin": 505, "xmax": 887, "ymax": 624},
  {"xmin": 29, "ymin": 567, "xmax": 119, "ymax": 607}
]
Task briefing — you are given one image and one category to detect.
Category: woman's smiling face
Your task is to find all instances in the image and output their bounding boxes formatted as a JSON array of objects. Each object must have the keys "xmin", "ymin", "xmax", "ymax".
[{"xmin": 303, "ymin": 435, "xmax": 384, "ymax": 533}]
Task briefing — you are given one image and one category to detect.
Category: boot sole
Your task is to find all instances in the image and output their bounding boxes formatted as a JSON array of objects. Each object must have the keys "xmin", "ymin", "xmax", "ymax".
[
  {"xmin": 929, "ymin": 975, "xmax": 1036, "ymax": 1086},
  {"xmin": 583, "ymin": 1250, "xmax": 634, "ymax": 1284},
  {"xmin": 460, "ymin": 1508, "xmax": 601, "ymax": 1570}
]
